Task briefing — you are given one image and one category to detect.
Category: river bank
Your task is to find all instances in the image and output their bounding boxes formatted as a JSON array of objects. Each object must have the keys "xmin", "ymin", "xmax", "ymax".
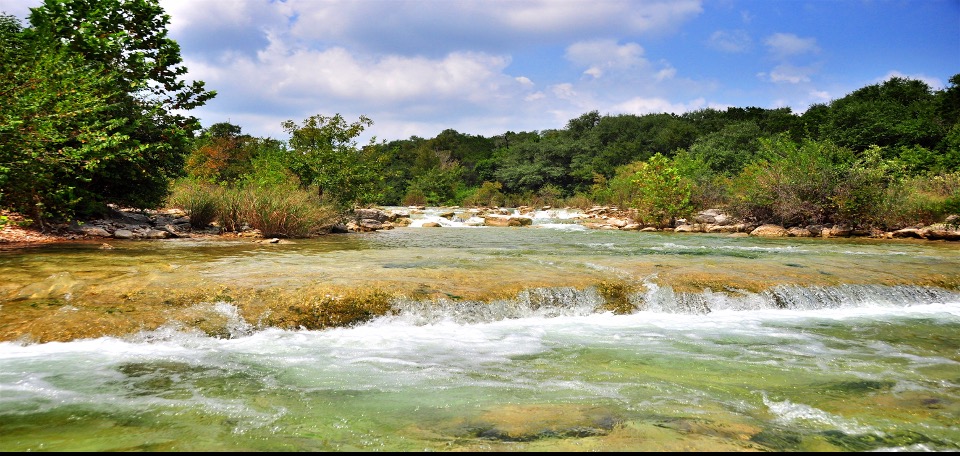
[{"xmin": 3, "ymin": 205, "xmax": 959, "ymax": 248}]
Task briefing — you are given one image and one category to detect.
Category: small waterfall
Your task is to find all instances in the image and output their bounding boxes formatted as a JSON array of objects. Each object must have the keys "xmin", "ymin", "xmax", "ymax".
[
  {"xmin": 385, "ymin": 287, "xmax": 604, "ymax": 325},
  {"xmin": 385, "ymin": 283, "xmax": 960, "ymax": 325},
  {"xmin": 638, "ymin": 282, "xmax": 960, "ymax": 314}
]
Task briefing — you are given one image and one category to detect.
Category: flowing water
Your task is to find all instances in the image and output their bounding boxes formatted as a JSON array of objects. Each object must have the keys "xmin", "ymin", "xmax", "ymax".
[{"xmin": 1, "ymin": 208, "xmax": 959, "ymax": 451}]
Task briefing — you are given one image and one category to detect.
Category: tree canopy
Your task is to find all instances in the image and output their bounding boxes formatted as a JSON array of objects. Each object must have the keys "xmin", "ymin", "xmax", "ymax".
[{"xmin": 0, "ymin": 0, "xmax": 214, "ymax": 222}]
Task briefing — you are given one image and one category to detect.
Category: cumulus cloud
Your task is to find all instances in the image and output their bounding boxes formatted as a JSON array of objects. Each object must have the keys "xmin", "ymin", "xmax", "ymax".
[
  {"xmin": 612, "ymin": 97, "xmax": 713, "ymax": 115},
  {"xmin": 565, "ymin": 40, "xmax": 646, "ymax": 78},
  {"xmin": 151, "ymin": 0, "xmax": 708, "ymax": 139},
  {"xmin": 762, "ymin": 64, "xmax": 818, "ymax": 84},
  {"xmin": 707, "ymin": 29, "xmax": 752, "ymax": 53},
  {"xmin": 655, "ymin": 64, "xmax": 677, "ymax": 81},
  {"xmin": 764, "ymin": 32, "xmax": 819, "ymax": 58},
  {"xmin": 278, "ymin": 0, "xmax": 702, "ymax": 55}
]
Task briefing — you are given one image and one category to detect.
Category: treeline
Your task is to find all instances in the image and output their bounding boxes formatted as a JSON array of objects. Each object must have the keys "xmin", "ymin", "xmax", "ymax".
[
  {"xmin": 179, "ymin": 74, "xmax": 960, "ymax": 232},
  {"xmin": 2, "ymin": 1, "xmax": 958, "ymax": 235}
]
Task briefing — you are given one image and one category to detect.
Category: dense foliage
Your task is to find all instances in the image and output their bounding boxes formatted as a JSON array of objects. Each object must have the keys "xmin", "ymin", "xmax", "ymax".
[{"xmin": 0, "ymin": 0, "xmax": 213, "ymax": 224}]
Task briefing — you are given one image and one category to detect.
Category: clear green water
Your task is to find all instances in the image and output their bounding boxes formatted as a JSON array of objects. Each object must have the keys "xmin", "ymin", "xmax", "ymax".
[{"xmin": 1, "ymin": 212, "xmax": 959, "ymax": 451}]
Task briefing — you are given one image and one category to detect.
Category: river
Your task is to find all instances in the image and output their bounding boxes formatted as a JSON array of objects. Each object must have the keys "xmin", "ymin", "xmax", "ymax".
[{"xmin": 1, "ymin": 208, "xmax": 958, "ymax": 451}]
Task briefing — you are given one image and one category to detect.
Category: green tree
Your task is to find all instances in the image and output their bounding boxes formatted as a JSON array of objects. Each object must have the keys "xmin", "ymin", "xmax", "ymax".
[
  {"xmin": 0, "ymin": 0, "xmax": 215, "ymax": 222},
  {"xmin": 0, "ymin": 13, "xmax": 128, "ymax": 223},
  {"xmin": 281, "ymin": 113, "xmax": 383, "ymax": 211},
  {"xmin": 728, "ymin": 136, "xmax": 856, "ymax": 227},
  {"xmin": 687, "ymin": 121, "xmax": 763, "ymax": 175},
  {"xmin": 628, "ymin": 153, "xmax": 695, "ymax": 228},
  {"xmin": 25, "ymin": 0, "xmax": 215, "ymax": 211},
  {"xmin": 804, "ymin": 77, "xmax": 944, "ymax": 168}
]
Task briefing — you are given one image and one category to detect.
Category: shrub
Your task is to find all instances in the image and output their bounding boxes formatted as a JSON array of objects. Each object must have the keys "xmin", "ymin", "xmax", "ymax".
[
  {"xmin": 879, "ymin": 172, "xmax": 960, "ymax": 228},
  {"xmin": 562, "ymin": 193, "xmax": 595, "ymax": 209},
  {"xmin": 168, "ymin": 179, "xmax": 219, "ymax": 229},
  {"xmin": 728, "ymin": 136, "xmax": 853, "ymax": 226},
  {"xmin": 402, "ymin": 188, "xmax": 427, "ymax": 207},
  {"xmin": 242, "ymin": 183, "xmax": 335, "ymax": 237},
  {"xmin": 462, "ymin": 181, "xmax": 506, "ymax": 207},
  {"xmin": 629, "ymin": 153, "xmax": 695, "ymax": 228}
]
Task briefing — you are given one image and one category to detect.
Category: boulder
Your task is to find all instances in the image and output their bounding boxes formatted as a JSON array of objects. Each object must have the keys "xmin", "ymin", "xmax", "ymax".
[
  {"xmin": 355, "ymin": 208, "xmax": 390, "ymax": 223},
  {"xmin": 750, "ymin": 224, "xmax": 789, "ymax": 237},
  {"xmin": 892, "ymin": 228, "xmax": 926, "ymax": 239},
  {"xmin": 787, "ymin": 227, "xmax": 813, "ymax": 237},
  {"xmin": 925, "ymin": 229, "xmax": 960, "ymax": 241},
  {"xmin": 484, "ymin": 215, "xmax": 530, "ymax": 227},
  {"xmin": 83, "ymin": 226, "xmax": 112, "ymax": 237},
  {"xmin": 674, "ymin": 224, "xmax": 701, "ymax": 233},
  {"xmin": 821, "ymin": 225, "xmax": 853, "ymax": 238},
  {"xmin": 143, "ymin": 229, "xmax": 170, "ymax": 239},
  {"xmin": 113, "ymin": 229, "xmax": 135, "ymax": 239}
]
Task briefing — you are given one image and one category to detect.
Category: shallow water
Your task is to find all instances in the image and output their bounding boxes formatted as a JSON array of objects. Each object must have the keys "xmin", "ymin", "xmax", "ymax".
[{"xmin": 1, "ymin": 209, "xmax": 959, "ymax": 451}]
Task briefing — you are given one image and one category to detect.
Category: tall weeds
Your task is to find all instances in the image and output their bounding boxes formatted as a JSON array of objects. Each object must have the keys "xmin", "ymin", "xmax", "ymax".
[
  {"xmin": 168, "ymin": 179, "xmax": 219, "ymax": 229},
  {"xmin": 167, "ymin": 179, "xmax": 337, "ymax": 237}
]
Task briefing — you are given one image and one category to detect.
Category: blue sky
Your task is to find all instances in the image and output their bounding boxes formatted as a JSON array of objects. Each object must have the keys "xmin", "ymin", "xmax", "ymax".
[{"xmin": 3, "ymin": 0, "xmax": 958, "ymax": 144}]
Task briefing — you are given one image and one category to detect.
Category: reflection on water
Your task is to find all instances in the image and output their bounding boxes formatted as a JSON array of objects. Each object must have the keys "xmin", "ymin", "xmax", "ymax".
[{"xmin": 1, "ymin": 214, "xmax": 959, "ymax": 451}]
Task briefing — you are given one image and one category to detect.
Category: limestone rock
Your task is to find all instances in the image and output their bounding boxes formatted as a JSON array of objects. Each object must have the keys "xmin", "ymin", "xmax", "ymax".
[{"xmin": 750, "ymin": 224, "xmax": 789, "ymax": 237}]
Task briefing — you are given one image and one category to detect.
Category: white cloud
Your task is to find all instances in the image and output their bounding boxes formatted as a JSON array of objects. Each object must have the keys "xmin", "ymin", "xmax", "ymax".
[
  {"xmin": 274, "ymin": 0, "xmax": 702, "ymax": 55},
  {"xmin": 498, "ymin": 0, "xmax": 702, "ymax": 34},
  {"xmin": 515, "ymin": 76, "xmax": 535, "ymax": 86},
  {"xmin": 809, "ymin": 90, "xmax": 831, "ymax": 102},
  {"xmin": 764, "ymin": 33, "xmax": 819, "ymax": 58},
  {"xmin": 525, "ymin": 92, "xmax": 546, "ymax": 101},
  {"xmin": 707, "ymin": 29, "xmax": 752, "ymax": 53},
  {"xmin": 766, "ymin": 64, "xmax": 815, "ymax": 84},
  {"xmin": 611, "ymin": 97, "xmax": 708, "ymax": 115},
  {"xmin": 655, "ymin": 65, "xmax": 677, "ymax": 81},
  {"xmin": 566, "ymin": 40, "xmax": 646, "ymax": 78},
  {"xmin": 551, "ymin": 83, "xmax": 578, "ymax": 100}
]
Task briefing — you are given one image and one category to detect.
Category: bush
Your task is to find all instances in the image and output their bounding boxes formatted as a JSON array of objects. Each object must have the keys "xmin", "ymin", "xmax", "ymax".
[
  {"xmin": 628, "ymin": 153, "xmax": 695, "ymax": 228},
  {"xmin": 463, "ymin": 181, "xmax": 505, "ymax": 207},
  {"xmin": 242, "ymin": 183, "xmax": 335, "ymax": 237},
  {"xmin": 167, "ymin": 178, "xmax": 337, "ymax": 237},
  {"xmin": 217, "ymin": 187, "xmax": 245, "ymax": 232},
  {"xmin": 879, "ymin": 172, "xmax": 960, "ymax": 228},
  {"xmin": 168, "ymin": 179, "xmax": 219, "ymax": 229},
  {"xmin": 728, "ymin": 136, "xmax": 853, "ymax": 226},
  {"xmin": 562, "ymin": 193, "xmax": 596, "ymax": 209}
]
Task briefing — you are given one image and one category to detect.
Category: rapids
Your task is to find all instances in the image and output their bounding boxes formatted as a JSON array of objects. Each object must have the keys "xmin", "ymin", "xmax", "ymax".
[{"xmin": 1, "ymin": 207, "xmax": 958, "ymax": 451}]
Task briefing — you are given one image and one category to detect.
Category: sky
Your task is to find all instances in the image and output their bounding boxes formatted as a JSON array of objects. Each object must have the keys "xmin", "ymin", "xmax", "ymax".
[{"xmin": 2, "ymin": 0, "xmax": 959, "ymax": 144}]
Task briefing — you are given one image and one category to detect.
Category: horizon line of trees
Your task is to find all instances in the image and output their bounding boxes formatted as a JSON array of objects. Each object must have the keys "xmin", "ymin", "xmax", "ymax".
[{"xmin": 179, "ymin": 73, "xmax": 960, "ymax": 233}]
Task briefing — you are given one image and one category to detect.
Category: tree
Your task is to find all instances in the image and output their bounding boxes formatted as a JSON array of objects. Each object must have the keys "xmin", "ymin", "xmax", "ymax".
[
  {"xmin": 185, "ymin": 122, "xmax": 256, "ymax": 184},
  {"xmin": 687, "ymin": 121, "xmax": 763, "ymax": 175},
  {"xmin": 805, "ymin": 77, "xmax": 942, "ymax": 158},
  {"xmin": 0, "ymin": 13, "xmax": 128, "ymax": 223},
  {"xmin": 628, "ymin": 153, "xmax": 694, "ymax": 228},
  {"xmin": 25, "ymin": 0, "xmax": 215, "ymax": 212},
  {"xmin": 281, "ymin": 113, "xmax": 384, "ymax": 211}
]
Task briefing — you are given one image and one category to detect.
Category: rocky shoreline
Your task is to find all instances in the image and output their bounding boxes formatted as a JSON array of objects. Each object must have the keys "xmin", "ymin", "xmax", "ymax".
[{"xmin": 2, "ymin": 205, "xmax": 959, "ymax": 247}]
